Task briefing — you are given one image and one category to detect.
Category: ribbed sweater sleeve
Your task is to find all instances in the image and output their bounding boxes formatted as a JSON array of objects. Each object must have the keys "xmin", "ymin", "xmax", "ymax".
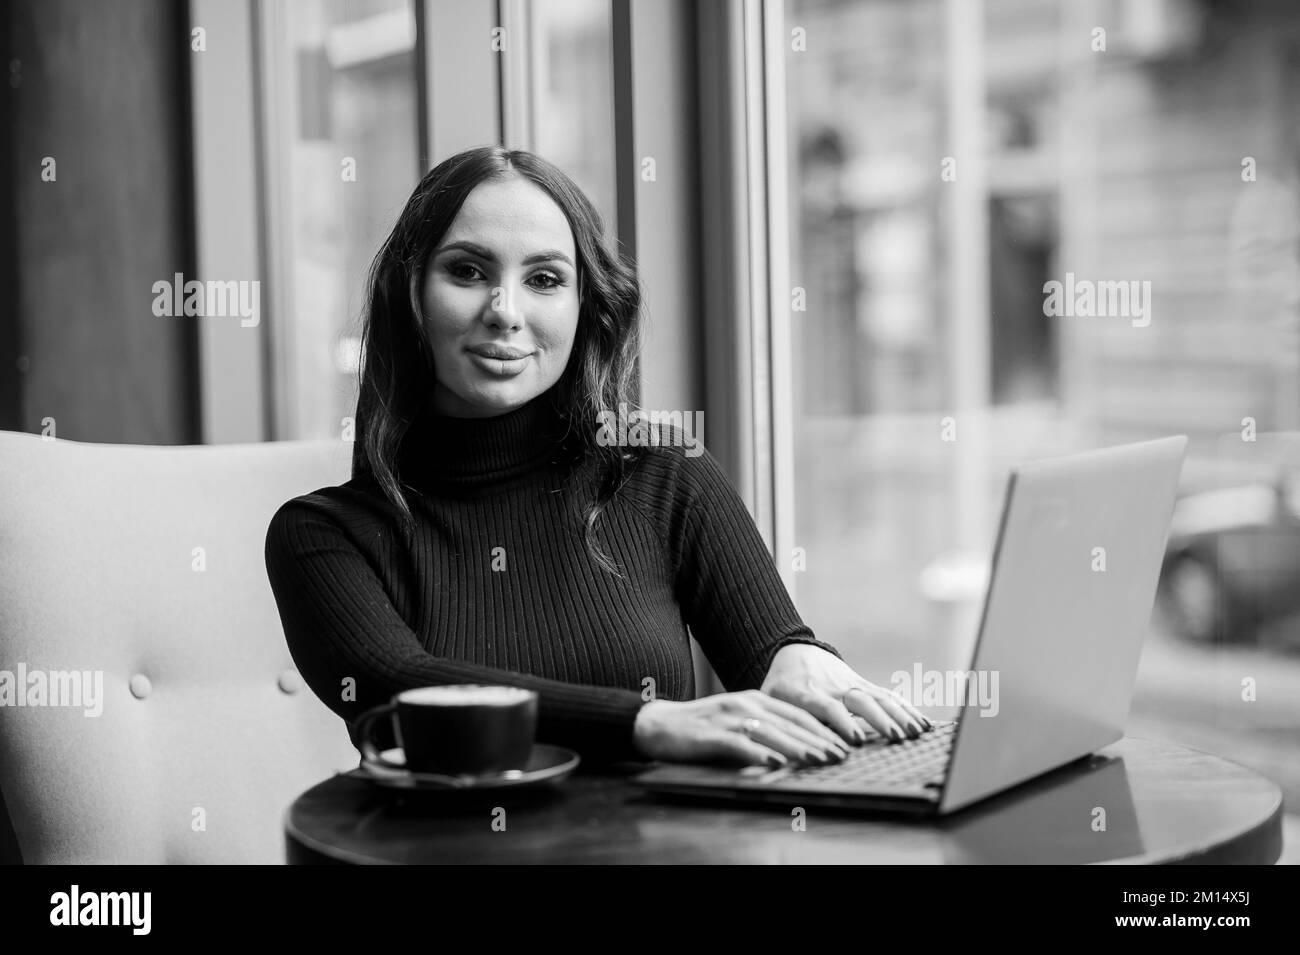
[
  {"xmin": 634, "ymin": 442, "xmax": 844, "ymax": 687},
  {"xmin": 265, "ymin": 502, "xmax": 648, "ymax": 763}
]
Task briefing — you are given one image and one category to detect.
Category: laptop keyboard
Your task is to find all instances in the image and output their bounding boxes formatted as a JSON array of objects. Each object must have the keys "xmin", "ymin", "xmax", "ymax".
[{"xmin": 746, "ymin": 720, "xmax": 958, "ymax": 789}]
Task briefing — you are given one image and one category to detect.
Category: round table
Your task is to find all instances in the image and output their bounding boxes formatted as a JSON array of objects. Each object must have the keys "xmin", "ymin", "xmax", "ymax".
[{"xmin": 284, "ymin": 736, "xmax": 1283, "ymax": 864}]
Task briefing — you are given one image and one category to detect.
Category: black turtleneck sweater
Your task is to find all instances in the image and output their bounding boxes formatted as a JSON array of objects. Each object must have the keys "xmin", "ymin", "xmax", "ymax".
[{"xmin": 264, "ymin": 391, "xmax": 842, "ymax": 764}]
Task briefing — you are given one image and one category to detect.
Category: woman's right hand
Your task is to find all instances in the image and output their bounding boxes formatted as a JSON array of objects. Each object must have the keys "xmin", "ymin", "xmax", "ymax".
[{"xmin": 632, "ymin": 690, "xmax": 852, "ymax": 768}]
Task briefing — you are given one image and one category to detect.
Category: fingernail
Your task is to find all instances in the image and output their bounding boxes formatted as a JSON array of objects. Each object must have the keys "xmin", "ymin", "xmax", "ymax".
[
  {"xmin": 854, "ymin": 727, "xmax": 868, "ymax": 744},
  {"xmin": 767, "ymin": 753, "xmax": 787, "ymax": 768},
  {"xmin": 889, "ymin": 726, "xmax": 903, "ymax": 742}
]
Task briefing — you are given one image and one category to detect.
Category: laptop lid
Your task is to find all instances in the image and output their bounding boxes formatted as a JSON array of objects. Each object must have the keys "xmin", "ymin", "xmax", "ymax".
[{"xmin": 937, "ymin": 435, "xmax": 1188, "ymax": 814}]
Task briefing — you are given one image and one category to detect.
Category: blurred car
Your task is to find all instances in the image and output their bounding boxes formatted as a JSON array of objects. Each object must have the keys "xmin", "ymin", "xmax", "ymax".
[{"xmin": 1156, "ymin": 473, "xmax": 1300, "ymax": 646}]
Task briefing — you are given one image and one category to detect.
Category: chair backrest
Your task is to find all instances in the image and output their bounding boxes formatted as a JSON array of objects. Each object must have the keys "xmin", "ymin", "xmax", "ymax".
[{"xmin": 0, "ymin": 430, "xmax": 359, "ymax": 863}]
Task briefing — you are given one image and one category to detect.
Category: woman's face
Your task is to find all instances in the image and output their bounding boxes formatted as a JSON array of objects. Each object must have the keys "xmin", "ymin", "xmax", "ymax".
[{"xmin": 420, "ymin": 175, "xmax": 581, "ymax": 417}]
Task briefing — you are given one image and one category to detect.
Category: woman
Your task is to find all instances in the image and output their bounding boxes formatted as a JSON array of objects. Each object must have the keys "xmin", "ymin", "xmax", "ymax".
[{"xmin": 265, "ymin": 145, "xmax": 931, "ymax": 770}]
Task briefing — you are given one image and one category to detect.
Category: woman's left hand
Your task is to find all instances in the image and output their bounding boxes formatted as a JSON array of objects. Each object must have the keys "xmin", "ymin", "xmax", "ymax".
[{"xmin": 760, "ymin": 643, "xmax": 933, "ymax": 745}]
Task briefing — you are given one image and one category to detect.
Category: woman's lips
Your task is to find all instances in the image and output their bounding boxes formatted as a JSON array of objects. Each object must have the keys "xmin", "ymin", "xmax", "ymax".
[
  {"xmin": 468, "ymin": 344, "xmax": 531, "ymax": 359},
  {"xmin": 467, "ymin": 350, "xmax": 532, "ymax": 377}
]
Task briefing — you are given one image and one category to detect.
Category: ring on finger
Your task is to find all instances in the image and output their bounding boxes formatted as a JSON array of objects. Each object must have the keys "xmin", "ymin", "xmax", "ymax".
[{"xmin": 739, "ymin": 717, "xmax": 762, "ymax": 738}]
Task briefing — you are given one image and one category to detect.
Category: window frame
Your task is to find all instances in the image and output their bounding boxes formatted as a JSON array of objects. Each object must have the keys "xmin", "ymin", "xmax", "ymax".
[
  {"xmin": 696, "ymin": 0, "xmax": 797, "ymax": 593},
  {"xmin": 188, "ymin": 0, "xmax": 269, "ymax": 443}
]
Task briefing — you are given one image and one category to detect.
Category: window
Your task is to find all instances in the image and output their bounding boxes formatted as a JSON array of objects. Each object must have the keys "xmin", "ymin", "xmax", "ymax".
[
  {"xmin": 786, "ymin": 0, "xmax": 972, "ymax": 691},
  {"xmin": 528, "ymin": 0, "xmax": 618, "ymax": 235},
  {"xmin": 782, "ymin": 0, "xmax": 1300, "ymax": 783},
  {"xmin": 258, "ymin": 0, "xmax": 420, "ymax": 440}
]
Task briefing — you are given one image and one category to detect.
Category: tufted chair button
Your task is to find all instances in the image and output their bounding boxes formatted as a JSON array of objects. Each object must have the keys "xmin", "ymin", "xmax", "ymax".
[
  {"xmin": 277, "ymin": 668, "xmax": 302, "ymax": 694},
  {"xmin": 129, "ymin": 674, "xmax": 152, "ymax": 700}
]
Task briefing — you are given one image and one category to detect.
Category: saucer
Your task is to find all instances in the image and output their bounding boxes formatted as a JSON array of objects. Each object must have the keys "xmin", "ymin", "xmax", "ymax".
[{"xmin": 355, "ymin": 743, "xmax": 580, "ymax": 791}]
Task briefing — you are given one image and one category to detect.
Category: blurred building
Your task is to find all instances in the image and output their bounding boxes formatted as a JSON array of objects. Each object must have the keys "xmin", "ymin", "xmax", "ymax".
[
  {"xmin": 785, "ymin": 0, "xmax": 1300, "ymax": 845},
  {"xmin": 788, "ymin": 0, "xmax": 1300, "ymax": 657}
]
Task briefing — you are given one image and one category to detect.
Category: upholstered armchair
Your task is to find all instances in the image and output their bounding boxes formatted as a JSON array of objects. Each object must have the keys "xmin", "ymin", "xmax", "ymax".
[{"xmin": 0, "ymin": 431, "xmax": 358, "ymax": 863}]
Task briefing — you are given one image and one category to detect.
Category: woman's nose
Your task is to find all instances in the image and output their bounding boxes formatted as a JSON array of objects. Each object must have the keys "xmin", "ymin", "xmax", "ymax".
[{"xmin": 484, "ymin": 285, "xmax": 523, "ymax": 332}]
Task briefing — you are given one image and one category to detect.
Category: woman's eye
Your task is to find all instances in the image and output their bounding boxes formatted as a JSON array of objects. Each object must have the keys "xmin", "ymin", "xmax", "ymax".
[
  {"xmin": 448, "ymin": 261, "xmax": 484, "ymax": 281},
  {"xmin": 530, "ymin": 271, "xmax": 563, "ymax": 291}
]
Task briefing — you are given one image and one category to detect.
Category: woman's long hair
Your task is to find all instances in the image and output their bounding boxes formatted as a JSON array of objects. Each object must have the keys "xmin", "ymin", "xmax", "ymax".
[{"xmin": 351, "ymin": 145, "xmax": 645, "ymax": 576}]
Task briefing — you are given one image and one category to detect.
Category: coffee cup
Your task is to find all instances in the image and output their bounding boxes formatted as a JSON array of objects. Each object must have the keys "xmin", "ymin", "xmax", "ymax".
[{"xmin": 355, "ymin": 684, "xmax": 538, "ymax": 777}]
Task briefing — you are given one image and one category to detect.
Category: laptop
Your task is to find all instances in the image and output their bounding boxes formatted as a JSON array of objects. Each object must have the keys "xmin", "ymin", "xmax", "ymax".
[{"xmin": 634, "ymin": 435, "xmax": 1188, "ymax": 817}]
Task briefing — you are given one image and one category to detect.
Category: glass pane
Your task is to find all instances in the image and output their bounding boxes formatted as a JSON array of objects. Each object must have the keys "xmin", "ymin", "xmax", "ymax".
[
  {"xmin": 530, "ymin": 0, "xmax": 618, "ymax": 237},
  {"xmin": 263, "ymin": 0, "xmax": 419, "ymax": 439},
  {"xmin": 786, "ymin": 0, "xmax": 970, "ymax": 700},
  {"xmin": 785, "ymin": 0, "xmax": 1300, "ymax": 824}
]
